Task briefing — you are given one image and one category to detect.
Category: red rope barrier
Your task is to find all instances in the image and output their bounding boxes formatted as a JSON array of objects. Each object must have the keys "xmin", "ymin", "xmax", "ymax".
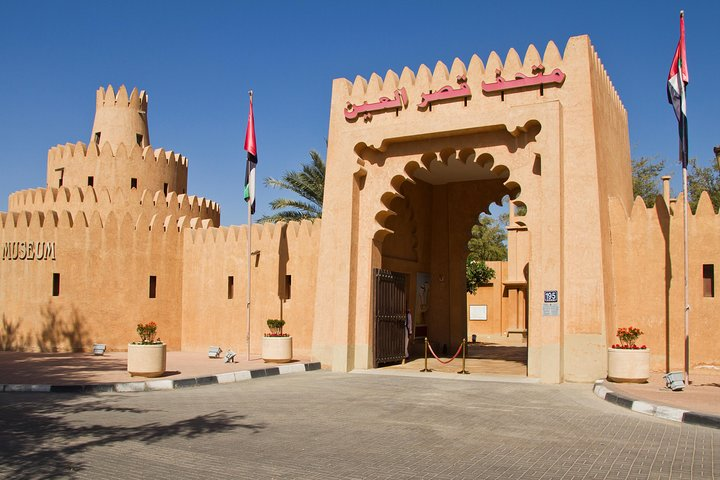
[{"xmin": 427, "ymin": 342, "xmax": 464, "ymax": 364}]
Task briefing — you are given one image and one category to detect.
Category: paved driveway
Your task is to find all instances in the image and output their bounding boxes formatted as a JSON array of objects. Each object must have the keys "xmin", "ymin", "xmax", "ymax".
[{"xmin": 1, "ymin": 372, "xmax": 717, "ymax": 479}]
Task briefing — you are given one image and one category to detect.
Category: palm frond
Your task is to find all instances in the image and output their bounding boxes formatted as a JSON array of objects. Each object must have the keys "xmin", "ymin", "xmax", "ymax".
[{"xmin": 260, "ymin": 149, "xmax": 326, "ymax": 222}]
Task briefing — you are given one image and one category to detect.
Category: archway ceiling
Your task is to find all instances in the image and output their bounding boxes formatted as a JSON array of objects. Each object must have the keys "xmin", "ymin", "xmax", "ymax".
[{"xmin": 410, "ymin": 157, "xmax": 501, "ymax": 185}]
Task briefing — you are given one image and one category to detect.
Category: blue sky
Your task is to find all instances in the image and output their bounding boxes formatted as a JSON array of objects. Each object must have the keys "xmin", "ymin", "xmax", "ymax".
[{"xmin": 0, "ymin": 1, "xmax": 717, "ymax": 225}]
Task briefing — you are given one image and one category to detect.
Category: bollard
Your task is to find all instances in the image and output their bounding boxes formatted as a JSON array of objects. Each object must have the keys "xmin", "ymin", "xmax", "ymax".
[
  {"xmin": 420, "ymin": 337, "xmax": 432, "ymax": 372},
  {"xmin": 457, "ymin": 338, "xmax": 470, "ymax": 374}
]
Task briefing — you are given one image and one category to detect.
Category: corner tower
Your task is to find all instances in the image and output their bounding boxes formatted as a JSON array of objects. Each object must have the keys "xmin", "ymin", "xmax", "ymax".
[{"xmin": 46, "ymin": 85, "xmax": 188, "ymax": 195}]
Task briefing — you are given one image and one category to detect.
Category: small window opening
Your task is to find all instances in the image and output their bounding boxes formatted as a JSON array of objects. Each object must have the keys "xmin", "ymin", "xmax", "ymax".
[
  {"xmin": 149, "ymin": 275, "xmax": 157, "ymax": 298},
  {"xmin": 228, "ymin": 276, "xmax": 234, "ymax": 299},
  {"xmin": 55, "ymin": 167, "xmax": 64, "ymax": 188},
  {"xmin": 703, "ymin": 264, "xmax": 715, "ymax": 298},
  {"xmin": 131, "ymin": 178, "xmax": 138, "ymax": 189},
  {"xmin": 52, "ymin": 273, "xmax": 60, "ymax": 296},
  {"xmin": 136, "ymin": 133, "xmax": 143, "ymax": 146},
  {"xmin": 87, "ymin": 176, "xmax": 94, "ymax": 187},
  {"xmin": 285, "ymin": 275, "xmax": 292, "ymax": 300},
  {"xmin": 163, "ymin": 183, "xmax": 168, "ymax": 195},
  {"xmin": 94, "ymin": 132, "xmax": 101, "ymax": 144}
]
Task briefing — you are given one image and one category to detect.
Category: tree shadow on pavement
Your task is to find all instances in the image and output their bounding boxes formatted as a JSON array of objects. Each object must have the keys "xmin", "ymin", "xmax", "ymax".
[{"xmin": 0, "ymin": 395, "xmax": 266, "ymax": 479}]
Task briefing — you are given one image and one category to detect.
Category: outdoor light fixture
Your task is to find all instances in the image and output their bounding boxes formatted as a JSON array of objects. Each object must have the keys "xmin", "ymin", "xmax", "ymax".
[
  {"xmin": 224, "ymin": 350, "xmax": 237, "ymax": 363},
  {"xmin": 92, "ymin": 343, "xmax": 106, "ymax": 356},
  {"xmin": 208, "ymin": 346, "xmax": 222, "ymax": 358},
  {"xmin": 664, "ymin": 371, "xmax": 685, "ymax": 391}
]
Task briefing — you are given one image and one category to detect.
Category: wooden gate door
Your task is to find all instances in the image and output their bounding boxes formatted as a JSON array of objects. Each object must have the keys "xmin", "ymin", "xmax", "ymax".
[{"xmin": 373, "ymin": 269, "xmax": 407, "ymax": 367}]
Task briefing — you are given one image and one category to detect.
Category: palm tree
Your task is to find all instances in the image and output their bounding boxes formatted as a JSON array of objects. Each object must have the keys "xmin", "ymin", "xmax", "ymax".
[{"xmin": 258, "ymin": 150, "xmax": 325, "ymax": 223}]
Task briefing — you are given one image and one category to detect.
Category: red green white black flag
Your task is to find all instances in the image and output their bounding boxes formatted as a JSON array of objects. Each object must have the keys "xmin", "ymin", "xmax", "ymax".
[
  {"xmin": 244, "ymin": 94, "xmax": 257, "ymax": 214},
  {"xmin": 667, "ymin": 13, "xmax": 689, "ymax": 167}
]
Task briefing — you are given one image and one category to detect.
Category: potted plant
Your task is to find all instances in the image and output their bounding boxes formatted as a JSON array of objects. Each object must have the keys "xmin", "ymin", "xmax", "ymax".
[
  {"xmin": 261, "ymin": 319, "xmax": 293, "ymax": 363},
  {"xmin": 127, "ymin": 321, "xmax": 166, "ymax": 377},
  {"xmin": 607, "ymin": 326, "xmax": 650, "ymax": 383}
]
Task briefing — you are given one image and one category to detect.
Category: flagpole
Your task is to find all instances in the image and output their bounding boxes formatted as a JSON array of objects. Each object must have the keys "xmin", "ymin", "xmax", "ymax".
[
  {"xmin": 678, "ymin": 11, "xmax": 690, "ymax": 385},
  {"xmin": 246, "ymin": 90, "xmax": 253, "ymax": 361},
  {"xmin": 682, "ymin": 160, "xmax": 689, "ymax": 384}
]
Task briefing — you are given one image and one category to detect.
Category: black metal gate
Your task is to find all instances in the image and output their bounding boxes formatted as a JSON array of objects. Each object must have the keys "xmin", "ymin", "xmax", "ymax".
[{"xmin": 373, "ymin": 269, "xmax": 407, "ymax": 367}]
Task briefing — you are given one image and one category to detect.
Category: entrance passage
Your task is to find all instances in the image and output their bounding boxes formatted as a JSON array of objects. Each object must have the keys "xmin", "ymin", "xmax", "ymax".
[{"xmin": 373, "ymin": 269, "xmax": 407, "ymax": 367}]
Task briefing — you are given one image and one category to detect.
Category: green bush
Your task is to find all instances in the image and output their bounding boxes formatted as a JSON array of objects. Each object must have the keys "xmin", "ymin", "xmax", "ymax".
[{"xmin": 266, "ymin": 319, "xmax": 286, "ymax": 335}]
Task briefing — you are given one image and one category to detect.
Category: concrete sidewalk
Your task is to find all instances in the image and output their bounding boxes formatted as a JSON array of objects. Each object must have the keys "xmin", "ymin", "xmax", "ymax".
[
  {"xmin": 601, "ymin": 370, "xmax": 720, "ymax": 416},
  {"xmin": 0, "ymin": 351, "xmax": 319, "ymax": 392},
  {"xmin": 593, "ymin": 370, "xmax": 720, "ymax": 428}
]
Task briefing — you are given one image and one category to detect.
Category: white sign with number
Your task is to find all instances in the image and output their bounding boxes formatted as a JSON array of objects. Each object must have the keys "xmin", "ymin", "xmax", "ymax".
[{"xmin": 543, "ymin": 290, "xmax": 559, "ymax": 316}]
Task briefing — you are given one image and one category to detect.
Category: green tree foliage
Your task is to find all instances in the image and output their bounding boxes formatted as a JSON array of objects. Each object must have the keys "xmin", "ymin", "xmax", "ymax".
[
  {"xmin": 466, "ymin": 215, "xmax": 507, "ymax": 294},
  {"xmin": 467, "ymin": 216, "xmax": 507, "ymax": 262},
  {"xmin": 632, "ymin": 157, "xmax": 665, "ymax": 207},
  {"xmin": 688, "ymin": 158, "xmax": 720, "ymax": 213},
  {"xmin": 466, "ymin": 260, "xmax": 496, "ymax": 294},
  {"xmin": 259, "ymin": 150, "xmax": 325, "ymax": 223}
]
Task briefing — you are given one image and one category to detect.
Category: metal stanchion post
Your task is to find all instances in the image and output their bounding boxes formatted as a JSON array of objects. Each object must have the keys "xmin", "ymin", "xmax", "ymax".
[
  {"xmin": 457, "ymin": 338, "xmax": 470, "ymax": 374},
  {"xmin": 420, "ymin": 337, "xmax": 432, "ymax": 372}
]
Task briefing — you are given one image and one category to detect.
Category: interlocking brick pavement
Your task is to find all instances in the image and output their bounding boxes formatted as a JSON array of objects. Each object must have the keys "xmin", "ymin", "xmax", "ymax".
[{"xmin": 0, "ymin": 372, "xmax": 718, "ymax": 479}]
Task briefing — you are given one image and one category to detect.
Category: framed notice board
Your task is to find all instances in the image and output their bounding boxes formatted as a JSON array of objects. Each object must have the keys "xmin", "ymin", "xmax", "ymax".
[{"xmin": 469, "ymin": 304, "xmax": 488, "ymax": 321}]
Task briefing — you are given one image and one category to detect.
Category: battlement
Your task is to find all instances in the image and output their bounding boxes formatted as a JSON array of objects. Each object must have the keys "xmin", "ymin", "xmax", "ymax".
[
  {"xmin": 46, "ymin": 141, "xmax": 189, "ymax": 195},
  {"xmin": 338, "ymin": 40, "xmax": 563, "ymax": 96},
  {"xmin": 588, "ymin": 43, "xmax": 625, "ymax": 119},
  {"xmin": 48, "ymin": 142, "xmax": 189, "ymax": 168},
  {"xmin": 611, "ymin": 192, "xmax": 720, "ymax": 225},
  {"xmin": 334, "ymin": 35, "xmax": 626, "ymax": 121},
  {"xmin": 185, "ymin": 219, "xmax": 321, "ymax": 245},
  {"xmin": 96, "ymin": 85, "xmax": 148, "ymax": 110},
  {"xmin": 0, "ymin": 207, "xmax": 214, "ymax": 233},
  {"xmin": 7, "ymin": 186, "xmax": 220, "ymax": 226}
]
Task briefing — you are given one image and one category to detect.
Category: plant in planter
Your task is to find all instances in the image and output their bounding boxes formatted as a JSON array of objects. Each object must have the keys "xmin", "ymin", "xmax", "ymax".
[
  {"xmin": 262, "ymin": 319, "xmax": 293, "ymax": 363},
  {"xmin": 127, "ymin": 321, "xmax": 167, "ymax": 377},
  {"xmin": 607, "ymin": 326, "xmax": 650, "ymax": 383},
  {"xmin": 612, "ymin": 326, "xmax": 647, "ymax": 350},
  {"xmin": 266, "ymin": 319, "xmax": 287, "ymax": 336}
]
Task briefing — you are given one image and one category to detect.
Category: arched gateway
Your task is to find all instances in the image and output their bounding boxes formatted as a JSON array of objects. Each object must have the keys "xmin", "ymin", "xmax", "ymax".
[{"xmin": 312, "ymin": 35, "xmax": 632, "ymax": 383}]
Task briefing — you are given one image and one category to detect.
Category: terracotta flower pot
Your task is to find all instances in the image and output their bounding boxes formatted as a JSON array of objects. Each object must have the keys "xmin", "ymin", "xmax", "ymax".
[
  {"xmin": 607, "ymin": 348, "xmax": 650, "ymax": 383},
  {"xmin": 127, "ymin": 343, "xmax": 167, "ymax": 377},
  {"xmin": 262, "ymin": 336, "xmax": 293, "ymax": 363}
]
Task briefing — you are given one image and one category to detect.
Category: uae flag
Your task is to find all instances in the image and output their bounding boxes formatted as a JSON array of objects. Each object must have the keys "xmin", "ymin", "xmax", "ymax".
[
  {"xmin": 667, "ymin": 13, "xmax": 689, "ymax": 167},
  {"xmin": 244, "ymin": 95, "xmax": 257, "ymax": 214}
]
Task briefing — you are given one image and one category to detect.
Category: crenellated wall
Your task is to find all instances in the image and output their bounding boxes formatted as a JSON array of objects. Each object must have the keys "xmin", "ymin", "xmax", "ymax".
[
  {"xmin": 609, "ymin": 193, "xmax": 720, "ymax": 371},
  {"xmin": 180, "ymin": 220, "xmax": 321, "ymax": 358},
  {"xmin": 0, "ymin": 207, "xmax": 215, "ymax": 352},
  {"xmin": 45, "ymin": 142, "xmax": 189, "ymax": 196},
  {"xmin": 8, "ymin": 186, "xmax": 220, "ymax": 227}
]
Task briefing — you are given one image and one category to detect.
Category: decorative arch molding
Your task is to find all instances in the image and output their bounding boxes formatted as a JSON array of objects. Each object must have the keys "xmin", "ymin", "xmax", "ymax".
[{"xmin": 353, "ymin": 124, "xmax": 540, "ymax": 244}]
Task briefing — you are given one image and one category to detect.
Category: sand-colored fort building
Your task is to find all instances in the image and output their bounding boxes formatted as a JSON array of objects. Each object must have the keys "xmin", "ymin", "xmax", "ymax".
[{"xmin": 1, "ymin": 35, "xmax": 718, "ymax": 383}]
